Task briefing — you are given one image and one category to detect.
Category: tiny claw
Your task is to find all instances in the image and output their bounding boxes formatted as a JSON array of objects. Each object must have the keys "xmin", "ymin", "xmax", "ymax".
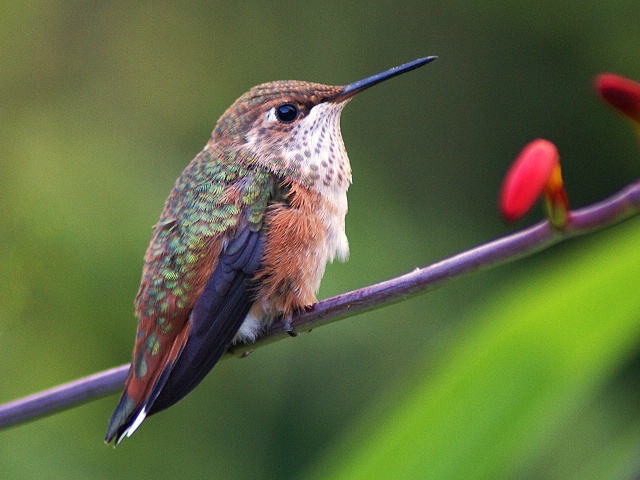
[
  {"xmin": 240, "ymin": 349, "xmax": 254, "ymax": 358},
  {"xmin": 283, "ymin": 314, "xmax": 298, "ymax": 337}
]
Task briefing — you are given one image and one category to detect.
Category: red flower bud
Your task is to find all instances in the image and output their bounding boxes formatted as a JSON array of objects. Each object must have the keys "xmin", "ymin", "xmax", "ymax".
[
  {"xmin": 499, "ymin": 139, "xmax": 569, "ymax": 228},
  {"xmin": 595, "ymin": 73, "xmax": 640, "ymax": 124}
]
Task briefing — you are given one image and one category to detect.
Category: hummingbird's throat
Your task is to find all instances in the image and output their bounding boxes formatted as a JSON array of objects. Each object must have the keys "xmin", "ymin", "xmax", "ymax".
[
  {"xmin": 290, "ymin": 101, "xmax": 352, "ymax": 190},
  {"xmin": 251, "ymin": 101, "xmax": 353, "ymax": 193}
]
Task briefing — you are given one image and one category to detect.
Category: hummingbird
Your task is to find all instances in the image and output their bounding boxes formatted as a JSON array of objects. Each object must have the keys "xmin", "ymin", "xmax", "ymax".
[{"xmin": 105, "ymin": 56, "xmax": 436, "ymax": 445}]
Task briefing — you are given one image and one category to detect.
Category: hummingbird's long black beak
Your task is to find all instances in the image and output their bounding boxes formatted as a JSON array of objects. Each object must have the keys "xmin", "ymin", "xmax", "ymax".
[{"xmin": 331, "ymin": 56, "xmax": 437, "ymax": 103}]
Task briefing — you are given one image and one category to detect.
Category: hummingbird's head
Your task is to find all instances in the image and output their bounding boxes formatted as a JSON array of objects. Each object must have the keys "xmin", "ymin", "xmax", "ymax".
[
  {"xmin": 212, "ymin": 81, "xmax": 353, "ymax": 191},
  {"xmin": 210, "ymin": 56, "xmax": 437, "ymax": 192}
]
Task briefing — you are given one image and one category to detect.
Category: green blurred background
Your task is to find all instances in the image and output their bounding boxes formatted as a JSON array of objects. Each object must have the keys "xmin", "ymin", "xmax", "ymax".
[{"xmin": 1, "ymin": 1, "xmax": 640, "ymax": 478}]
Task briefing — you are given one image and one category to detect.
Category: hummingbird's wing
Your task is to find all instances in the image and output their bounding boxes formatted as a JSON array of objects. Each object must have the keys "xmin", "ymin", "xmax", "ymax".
[
  {"xmin": 148, "ymin": 226, "xmax": 264, "ymax": 414},
  {"xmin": 105, "ymin": 148, "xmax": 278, "ymax": 444}
]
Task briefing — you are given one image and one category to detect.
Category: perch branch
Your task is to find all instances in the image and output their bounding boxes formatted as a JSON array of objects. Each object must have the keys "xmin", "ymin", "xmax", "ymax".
[{"xmin": 1, "ymin": 179, "xmax": 640, "ymax": 430}]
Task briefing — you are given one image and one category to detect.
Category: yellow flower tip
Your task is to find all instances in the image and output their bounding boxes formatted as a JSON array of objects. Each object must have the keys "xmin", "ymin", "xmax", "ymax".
[{"xmin": 543, "ymin": 163, "xmax": 570, "ymax": 229}]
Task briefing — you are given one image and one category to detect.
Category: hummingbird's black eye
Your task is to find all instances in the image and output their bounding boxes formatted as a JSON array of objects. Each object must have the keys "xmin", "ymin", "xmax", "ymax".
[{"xmin": 275, "ymin": 103, "xmax": 299, "ymax": 123}]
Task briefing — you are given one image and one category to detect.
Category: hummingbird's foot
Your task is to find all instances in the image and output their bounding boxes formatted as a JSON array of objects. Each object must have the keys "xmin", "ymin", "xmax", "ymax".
[{"xmin": 283, "ymin": 313, "xmax": 297, "ymax": 337}]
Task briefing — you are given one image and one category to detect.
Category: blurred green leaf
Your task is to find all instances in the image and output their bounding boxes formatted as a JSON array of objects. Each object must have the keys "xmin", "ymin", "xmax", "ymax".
[{"xmin": 309, "ymin": 220, "xmax": 640, "ymax": 480}]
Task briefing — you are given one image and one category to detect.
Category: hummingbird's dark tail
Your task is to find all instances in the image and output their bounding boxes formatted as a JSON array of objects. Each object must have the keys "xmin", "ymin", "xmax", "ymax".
[
  {"xmin": 105, "ymin": 325, "xmax": 190, "ymax": 445},
  {"xmin": 104, "ymin": 392, "xmax": 146, "ymax": 445}
]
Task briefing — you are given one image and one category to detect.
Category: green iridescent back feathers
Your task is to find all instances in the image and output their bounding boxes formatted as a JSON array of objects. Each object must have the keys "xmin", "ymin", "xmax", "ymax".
[{"xmin": 133, "ymin": 145, "xmax": 278, "ymax": 380}]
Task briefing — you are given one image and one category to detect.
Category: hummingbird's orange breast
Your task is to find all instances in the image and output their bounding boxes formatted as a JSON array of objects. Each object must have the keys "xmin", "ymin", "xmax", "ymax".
[{"xmin": 254, "ymin": 182, "xmax": 347, "ymax": 317}]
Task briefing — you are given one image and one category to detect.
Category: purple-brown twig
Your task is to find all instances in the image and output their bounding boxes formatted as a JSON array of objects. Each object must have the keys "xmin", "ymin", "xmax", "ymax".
[{"xmin": 1, "ymin": 179, "xmax": 640, "ymax": 430}]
